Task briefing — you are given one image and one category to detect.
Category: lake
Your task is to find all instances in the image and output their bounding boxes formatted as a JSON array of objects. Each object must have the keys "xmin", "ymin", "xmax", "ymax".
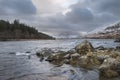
[{"xmin": 0, "ymin": 39, "xmax": 119, "ymax": 80}]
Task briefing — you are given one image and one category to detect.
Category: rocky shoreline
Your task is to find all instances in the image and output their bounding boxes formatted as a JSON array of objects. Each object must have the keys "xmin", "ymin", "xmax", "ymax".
[{"xmin": 36, "ymin": 40, "xmax": 120, "ymax": 80}]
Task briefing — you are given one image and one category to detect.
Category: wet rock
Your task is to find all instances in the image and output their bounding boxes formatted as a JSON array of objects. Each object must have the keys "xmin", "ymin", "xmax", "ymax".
[
  {"xmin": 9, "ymin": 52, "xmax": 16, "ymax": 54},
  {"xmin": 78, "ymin": 55, "xmax": 101, "ymax": 69},
  {"xmin": 114, "ymin": 39, "xmax": 120, "ymax": 42},
  {"xmin": 36, "ymin": 48, "xmax": 54, "ymax": 57},
  {"xmin": 69, "ymin": 53, "xmax": 80, "ymax": 66},
  {"xmin": 46, "ymin": 52, "xmax": 66, "ymax": 66},
  {"xmin": 42, "ymin": 41, "xmax": 120, "ymax": 79},
  {"xmin": 66, "ymin": 49, "xmax": 76, "ymax": 54},
  {"xmin": 116, "ymin": 46, "xmax": 120, "ymax": 51},
  {"xmin": 71, "ymin": 53, "xmax": 80, "ymax": 59},
  {"xmin": 64, "ymin": 59, "xmax": 70, "ymax": 64},
  {"xmin": 75, "ymin": 40, "xmax": 94, "ymax": 55},
  {"xmin": 110, "ymin": 52, "xmax": 120, "ymax": 59},
  {"xmin": 26, "ymin": 51, "xmax": 31, "ymax": 53},
  {"xmin": 99, "ymin": 58, "xmax": 120, "ymax": 78},
  {"xmin": 100, "ymin": 69, "xmax": 119, "ymax": 79},
  {"xmin": 64, "ymin": 54, "xmax": 71, "ymax": 59},
  {"xmin": 95, "ymin": 46, "xmax": 106, "ymax": 50},
  {"xmin": 96, "ymin": 54, "xmax": 110, "ymax": 63}
]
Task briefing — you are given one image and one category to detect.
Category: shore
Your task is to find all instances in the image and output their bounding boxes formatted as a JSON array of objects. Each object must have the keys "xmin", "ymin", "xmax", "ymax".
[{"xmin": 0, "ymin": 38, "xmax": 55, "ymax": 41}]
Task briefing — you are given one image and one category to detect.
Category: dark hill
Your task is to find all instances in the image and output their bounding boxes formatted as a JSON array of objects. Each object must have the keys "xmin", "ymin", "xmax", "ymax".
[{"xmin": 0, "ymin": 20, "xmax": 55, "ymax": 41}]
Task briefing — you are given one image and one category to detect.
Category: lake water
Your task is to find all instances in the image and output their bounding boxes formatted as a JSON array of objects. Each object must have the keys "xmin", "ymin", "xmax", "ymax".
[{"xmin": 0, "ymin": 39, "xmax": 119, "ymax": 80}]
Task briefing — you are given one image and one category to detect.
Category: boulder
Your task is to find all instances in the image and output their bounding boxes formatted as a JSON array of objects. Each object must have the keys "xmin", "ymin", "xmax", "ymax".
[
  {"xmin": 95, "ymin": 46, "xmax": 106, "ymax": 50},
  {"xmin": 100, "ymin": 69, "xmax": 119, "ymax": 78},
  {"xmin": 46, "ymin": 52, "xmax": 66, "ymax": 66},
  {"xmin": 36, "ymin": 48, "xmax": 54, "ymax": 58},
  {"xmin": 69, "ymin": 53, "xmax": 80, "ymax": 66},
  {"xmin": 75, "ymin": 40, "xmax": 94, "ymax": 55},
  {"xmin": 96, "ymin": 54, "xmax": 110, "ymax": 63},
  {"xmin": 78, "ymin": 55, "xmax": 101, "ymax": 69},
  {"xmin": 99, "ymin": 58, "xmax": 120, "ymax": 78},
  {"xmin": 116, "ymin": 46, "xmax": 120, "ymax": 51},
  {"xmin": 71, "ymin": 53, "xmax": 80, "ymax": 60}
]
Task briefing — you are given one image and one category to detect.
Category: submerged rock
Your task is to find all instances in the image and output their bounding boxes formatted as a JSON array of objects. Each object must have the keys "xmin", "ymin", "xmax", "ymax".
[{"xmin": 75, "ymin": 40, "xmax": 94, "ymax": 55}]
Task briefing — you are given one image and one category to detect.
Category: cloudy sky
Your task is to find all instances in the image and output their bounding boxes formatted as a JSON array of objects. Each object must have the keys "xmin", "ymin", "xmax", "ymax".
[{"xmin": 0, "ymin": 0, "xmax": 120, "ymax": 38}]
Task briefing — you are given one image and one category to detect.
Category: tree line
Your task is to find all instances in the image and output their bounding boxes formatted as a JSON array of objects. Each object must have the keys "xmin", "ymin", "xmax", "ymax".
[{"xmin": 0, "ymin": 20, "xmax": 54, "ymax": 40}]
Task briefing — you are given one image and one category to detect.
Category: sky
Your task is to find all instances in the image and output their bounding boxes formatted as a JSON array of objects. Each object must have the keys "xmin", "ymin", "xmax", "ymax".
[{"xmin": 0, "ymin": 0, "xmax": 120, "ymax": 38}]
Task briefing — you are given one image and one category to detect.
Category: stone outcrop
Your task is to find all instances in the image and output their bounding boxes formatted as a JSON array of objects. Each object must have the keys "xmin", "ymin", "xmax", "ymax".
[
  {"xmin": 99, "ymin": 58, "xmax": 120, "ymax": 78},
  {"xmin": 75, "ymin": 40, "xmax": 94, "ymax": 55},
  {"xmin": 36, "ymin": 40, "xmax": 120, "ymax": 80}
]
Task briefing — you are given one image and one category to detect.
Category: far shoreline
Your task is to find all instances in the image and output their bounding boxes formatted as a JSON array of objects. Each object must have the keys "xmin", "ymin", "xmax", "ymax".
[
  {"xmin": 0, "ymin": 38, "xmax": 56, "ymax": 42},
  {"xmin": 0, "ymin": 38, "xmax": 119, "ymax": 42}
]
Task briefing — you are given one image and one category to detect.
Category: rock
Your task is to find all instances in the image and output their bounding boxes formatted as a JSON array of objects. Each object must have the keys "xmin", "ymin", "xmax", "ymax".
[
  {"xmin": 100, "ymin": 69, "xmax": 119, "ymax": 78},
  {"xmin": 99, "ymin": 58, "xmax": 120, "ymax": 78},
  {"xmin": 78, "ymin": 55, "xmax": 101, "ymax": 69},
  {"xmin": 46, "ymin": 52, "xmax": 66, "ymax": 66},
  {"xmin": 66, "ymin": 49, "xmax": 76, "ymax": 54},
  {"xmin": 64, "ymin": 54, "xmax": 71, "ymax": 59},
  {"xmin": 69, "ymin": 53, "xmax": 80, "ymax": 66},
  {"xmin": 46, "ymin": 54, "xmax": 57, "ymax": 62},
  {"xmin": 110, "ymin": 52, "xmax": 120, "ymax": 59},
  {"xmin": 26, "ymin": 51, "xmax": 31, "ymax": 53},
  {"xmin": 64, "ymin": 59, "xmax": 70, "ymax": 64},
  {"xmin": 114, "ymin": 39, "xmax": 120, "ymax": 42},
  {"xmin": 116, "ymin": 46, "xmax": 120, "ymax": 51},
  {"xmin": 9, "ymin": 52, "xmax": 16, "ymax": 54},
  {"xmin": 75, "ymin": 40, "xmax": 94, "ymax": 55},
  {"xmin": 96, "ymin": 54, "xmax": 110, "ymax": 63},
  {"xmin": 71, "ymin": 53, "xmax": 80, "ymax": 59},
  {"xmin": 36, "ymin": 48, "xmax": 54, "ymax": 57},
  {"xmin": 78, "ymin": 56, "xmax": 89, "ymax": 68},
  {"xmin": 95, "ymin": 46, "xmax": 106, "ymax": 50}
]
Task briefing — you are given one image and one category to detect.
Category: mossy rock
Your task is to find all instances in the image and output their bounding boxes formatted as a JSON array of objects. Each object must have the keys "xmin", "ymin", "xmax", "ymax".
[
  {"xmin": 46, "ymin": 52, "xmax": 67, "ymax": 66},
  {"xmin": 78, "ymin": 55, "xmax": 101, "ymax": 69},
  {"xmin": 75, "ymin": 40, "xmax": 94, "ymax": 55},
  {"xmin": 99, "ymin": 69, "xmax": 119, "ymax": 78},
  {"xmin": 99, "ymin": 58, "xmax": 120, "ymax": 78}
]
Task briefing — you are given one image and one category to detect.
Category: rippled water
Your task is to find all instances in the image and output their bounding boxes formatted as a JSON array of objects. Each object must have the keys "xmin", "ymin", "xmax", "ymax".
[{"xmin": 0, "ymin": 39, "xmax": 119, "ymax": 80}]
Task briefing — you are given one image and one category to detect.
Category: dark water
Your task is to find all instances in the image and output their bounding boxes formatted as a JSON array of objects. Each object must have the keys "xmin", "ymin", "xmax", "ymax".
[{"xmin": 0, "ymin": 39, "xmax": 119, "ymax": 80}]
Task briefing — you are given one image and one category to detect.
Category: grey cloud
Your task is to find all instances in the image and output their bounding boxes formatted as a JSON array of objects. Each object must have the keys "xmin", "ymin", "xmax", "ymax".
[
  {"xmin": 36, "ymin": 0, "xmax": 120, "ymax": 37},
  {"xmin": 88, "ymin": 0, "xmax": 120, "ymax": 16},
  {"xmin": 66, "ymin": 8, "xmax": 93, "ymax": 23},
  {"xmin": 0, "ymin": 0, "xmax": 36, "ymax": 15},
  {"xmin": 1, "ymin": 0, "xmax": 120, "ymax": 38}
]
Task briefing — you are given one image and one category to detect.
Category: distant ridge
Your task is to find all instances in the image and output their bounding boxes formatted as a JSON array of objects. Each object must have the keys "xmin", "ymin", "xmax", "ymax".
[
  {"xmin": 85, "ymin": 22, "xmax": 120, "ymax": 39},
  {"xmin": 0, "ymin": 20, "xmax": 55, "ymax": 41}
]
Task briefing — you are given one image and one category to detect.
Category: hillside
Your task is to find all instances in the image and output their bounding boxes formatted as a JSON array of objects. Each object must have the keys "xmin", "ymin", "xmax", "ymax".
[
  {"xmin": 0, "ymin": 20, "xmax": 55, "ymax": 41},
  {"xmin": 85, "ymin": 22, "xmax": 120, "ymax": 39}
]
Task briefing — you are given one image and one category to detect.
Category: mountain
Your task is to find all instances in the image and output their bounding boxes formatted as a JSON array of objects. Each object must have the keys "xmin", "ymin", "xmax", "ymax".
[
  {"xmin": 85, "ymin": 22, "xmax": 120, "ymax": 39},
  {"xmin": 0, "ymin": 20, "xmax": 55, "ymax": 41}
]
